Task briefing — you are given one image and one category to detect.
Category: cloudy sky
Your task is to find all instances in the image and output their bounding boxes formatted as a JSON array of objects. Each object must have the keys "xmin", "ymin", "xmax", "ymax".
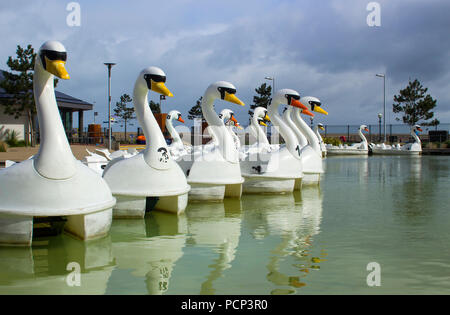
[{"xmin": 1, "ymin": 0, "xmax": 449, "ymax": 129}]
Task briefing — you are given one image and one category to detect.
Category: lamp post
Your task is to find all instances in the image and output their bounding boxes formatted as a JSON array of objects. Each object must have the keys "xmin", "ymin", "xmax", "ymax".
[
  {"xmin": 104, "ymin": 63, "xmax": 116, "ymax": 150},
  {"xmin": 264, "ymin": 76, "xmax": 275, "ymax": 98},
  {"xmin": 376, "ymin": 73, "xmax": 386, "ymax": 142},
  {"xmin": 378, "ymin": 113, "xmax": 382, "ymax": 142}
]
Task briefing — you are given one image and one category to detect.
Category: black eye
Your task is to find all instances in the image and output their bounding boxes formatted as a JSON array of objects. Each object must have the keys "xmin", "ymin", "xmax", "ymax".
[
  {"xmin": 285, "ymin": 94, "xmax": 299, "ymax": 105},
  {"xmin": 309, "ymin": 101, "xmax": 321, "ymax": 111},
  {"xmin": 217, "ymin": 87, "xmax": 237, "ymax": 100},
  {"xmin": 42, "ymin": 50, "xmax": 67, "ymax": 61},
  {"xmin": 144, "ymin": 74, "xmax": 166, "ymax": 82},
  {"xmin": 144, "ymin": 74, "xmax": 166, "ymax": 89}
]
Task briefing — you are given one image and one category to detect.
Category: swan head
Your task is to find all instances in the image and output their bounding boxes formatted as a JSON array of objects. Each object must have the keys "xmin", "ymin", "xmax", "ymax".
[
  {"xmin": 253, "ymin": 107, "xmax": 270, "ymax": 127},
  {"xmin": 220, "ymin": 109, "xmax": 242, "ymax": 129},
  {"xmin": 413, "ymin": 125, "xmax": 423, "ymax": 132},
  {"xmin": 37, "ymin": 40, "xmax": 70, "ymax": 80},
  {"xmin": 272, "ymin": 89, "xmax": 313, "ymax": 116},
  {"xmin": 360, "ymin": 124, "xmax": 369, "ymax": 132},
  {"xmin": 205, "ymin": 81, "xmax": 245, "ymax": 106},
  {"xmin": 317, "ymin": 123, "xmax": 325, "ymax": 131},
  {"xmin": 167, "ymin": 110, "xmax": 184, "ymax": 123},
  {"xmin": 136, "ymin": 66, "xmax": 173, "ymax": 97},
  {"xmin": 300, "ymin": 96, "xmax": 328, "ymax": 115}
]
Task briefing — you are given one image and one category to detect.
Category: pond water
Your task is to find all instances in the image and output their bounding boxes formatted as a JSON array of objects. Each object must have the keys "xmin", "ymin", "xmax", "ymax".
[{"xmin": 0, "ymin": 155, "xmax": 449, "ymax": 295}]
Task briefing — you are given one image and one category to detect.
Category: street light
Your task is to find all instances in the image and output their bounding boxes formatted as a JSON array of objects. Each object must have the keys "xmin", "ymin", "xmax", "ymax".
[
  {"xmin": 378, "ymin": 113, "xmax": 382, "ymax": 142},
  {"xmin": 376, "ymin": 73, "xmax": 386, "ymax": 143},
  {"xmin": 104, "ymin": 62, "xmax": 116, "ymax": 150},
  {"xmin": 264, "ymin": 76, "xmax": 275, "ymax": 98}
]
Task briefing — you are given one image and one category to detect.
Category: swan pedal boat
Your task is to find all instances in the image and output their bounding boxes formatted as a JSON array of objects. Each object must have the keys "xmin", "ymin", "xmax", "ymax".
[
  {"xmin": 240, "ymin": 89, "xmax": 307, "ymax": 194},
  {"xmin": 327, "ymin": 125, "xmax": 370, "ymax": 156},
  {"xmin": 370, "ymin": 125, "xmax": 423, "ymax": 155},
  {"xmin": 286, "ymin": 96, "xmax": 328, "ymax": 185},
  {"xmin": 102, "ymin": 67, "xmax": 190, "ymax": 217},
  {"xmin": 176, "ymin": 81, "xmax": 245, "ymax": 201},
  {"xmin": 0, "ymin": 41, "xmax": 115, "ymax": 246}
]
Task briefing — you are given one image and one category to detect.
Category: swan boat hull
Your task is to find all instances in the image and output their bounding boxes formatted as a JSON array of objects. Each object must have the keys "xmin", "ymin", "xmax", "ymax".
[
  {"xmin": 240, "ymin": 147, "xmax": 303, "ymax": 194},
  {"xmin": 0, "ymin": 160, "xmax": 116, "ymax": 246},
  {"xmin": 326, "ymin": 148, "xmax": 369, "ymax": 155},
  {"xmin": 103, "ymin": 153, "xmax": 190, "ymax": 217},
  {"xmin": 371, "ymin": 148, "xmax": 421, "ymax": 155},
  {"xmin": 177, "ymin": 149, "xmax": 244, "ymax": 202}
]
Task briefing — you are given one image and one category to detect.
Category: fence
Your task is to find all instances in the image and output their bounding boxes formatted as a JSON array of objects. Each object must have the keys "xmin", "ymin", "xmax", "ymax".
[
  {"xmin": 35, "ymin": 123, "xmax": 450, "ymax": 146},
  {"xmin": 321, "ymin": 123, "xmax": 450, "ymax": 144}
]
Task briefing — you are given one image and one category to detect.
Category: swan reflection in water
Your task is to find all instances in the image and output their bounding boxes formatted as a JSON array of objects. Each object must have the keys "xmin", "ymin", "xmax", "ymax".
[
  {"xmin": 185, "ymin": 198, "xmax": 243, "ymax": 295},
  {"xmin": 0, "ymin": 235, "xmax": 115, "ymax": 294},
  {"xmin": 110, "ymin": 212, "xmax": 187, "ymax": 295},
  {"xmin": 242, "ymin": 187, "xmax": 325, "ymax": 294}
]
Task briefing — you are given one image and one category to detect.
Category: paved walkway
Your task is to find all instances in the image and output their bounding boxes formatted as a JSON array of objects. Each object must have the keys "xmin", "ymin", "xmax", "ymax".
[{"xmin": 0, "ymin": 144, "xmax": 110, "ymax": 164}]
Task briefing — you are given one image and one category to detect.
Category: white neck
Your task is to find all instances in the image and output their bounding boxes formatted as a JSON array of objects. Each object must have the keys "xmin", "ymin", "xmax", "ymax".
[
  {"xmin": 291, "ymin": 108, "xmax": 321, "ymax": 156},
  {"xmin": 166, "ymin": 117, "xmax": 183, "ymax": 148},
  {"xmin": 134, "ymin": 83, "xmax": 171, "ymax": 169},
  {"xmin": 268, "ymin": 101, "xmax": 301, "ymax": 160},
  {"xmin": 314, "ymin": 126, "xmax": 324, "ymax": 144},
  {"xmin": 411, "ymin": 127, "xmax": 421, "ymax": 144},
  {"xmin": 226, "ymin": 124, "xmax": 241, "ymax": 149},
  {"xmin": 358, "ymin": 127, "xmax": 368, "ymax": 145},
  {"xmin": 201, "ymin": 95, "xmax": 239, "ymax": 163},
  {"xmin": 33, "ymin": 64, "xmax": 76, "ymax": 179},
  {"xmin": 250, "ymin": 115, "xmax": 270, "ymax": 146},
  {"xmin": 283, "ymin": 106, "xmax": 308, "ymax": 148}
]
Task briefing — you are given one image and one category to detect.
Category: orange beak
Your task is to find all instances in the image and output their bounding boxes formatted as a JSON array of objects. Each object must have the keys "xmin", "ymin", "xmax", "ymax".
[
  {"xmin": 364, "ymin": 127, "xmax": 369, "ymax": 132},
  {"xmin": 177, "ymin": 116, "xmax": 185, "ymax": 123},
  {"xmin": 230, "ymin": 116, "xmax": 239, "ymax": 125},
  {"xmin": 417, "ymin": 127, "xmax": 422, "ymax": 132},
  {"xmin": 291, "ymin": 99, "xmax": 308, "ymax": 111},
  {"xmin": 302, "ymin": 109, "xmax": 315, "ymax": 117}
]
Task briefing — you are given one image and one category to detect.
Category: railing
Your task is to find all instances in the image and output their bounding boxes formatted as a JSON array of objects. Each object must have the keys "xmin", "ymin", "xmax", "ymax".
[
  {"xmin": 34, "ymin": 123, "xmax": 450, "ymax": 147},
  {"xmin": 321, "ymin": 123, "xmax": 450, "ymax": 143}
]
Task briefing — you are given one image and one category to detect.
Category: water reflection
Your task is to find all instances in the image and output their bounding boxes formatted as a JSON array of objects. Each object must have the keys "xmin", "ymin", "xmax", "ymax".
[
  {"xmin": 185, "ymin": 199, "xmax": 242, "ymax": 295},
  {"xmin": 0, "ymin": 235, "xmax": 115, "ymax": 294},
  {"xmin": 242, "ymin": 188, "xmax": 325, "ymax": 294},
  {"xmin": 110, "ymin": 213, "xmax": 187, "ymax": 294}
]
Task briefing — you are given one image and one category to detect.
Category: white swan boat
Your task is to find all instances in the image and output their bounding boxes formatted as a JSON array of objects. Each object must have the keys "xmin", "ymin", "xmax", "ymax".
[
  {"xmin": 327, "ymin": 125, "xmax": 370, "ymax": 155},
  {"xmin": 177, "ymin": 81, "xmax": 245, "ymax": 201},
  {"xmin": 241, "ymin": 106, "xmax": 278, "ymax": 156},
  {"xmin": 370, "ymin": 125, "xmax": 423, "ymax": 155},
  {"xmin": 102, "ymin": 67, "xmax": 190, "ymax": 216},
  {"xmin": 315, "ymin": 123, "xmax": 327, "ymax": 157},
  {"xmin": 289, "ymin": 96, "xmax": 328, "ymax": 185},
  {"xmin": 165, "ymin": 110, "xmax": 192, "ymax": 160},
  {"xmin": 239, "ymin": 89, "xmax": 306, "ymax": 194},
  {"xmin": 0, "ymin": 41, "xmax": 115, "ymax": 245}
]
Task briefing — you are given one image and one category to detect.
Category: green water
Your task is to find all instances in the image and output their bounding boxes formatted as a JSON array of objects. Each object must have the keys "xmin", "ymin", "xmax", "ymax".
[{"xmin": 0, "ymin": 156, "xmax": 449, "ymax": 295}]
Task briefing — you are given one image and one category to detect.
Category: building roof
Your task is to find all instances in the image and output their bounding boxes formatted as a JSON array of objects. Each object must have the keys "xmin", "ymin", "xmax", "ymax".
[{"xmin": 0, "ymin": 70, "xmax": 93, "ymax": 111}]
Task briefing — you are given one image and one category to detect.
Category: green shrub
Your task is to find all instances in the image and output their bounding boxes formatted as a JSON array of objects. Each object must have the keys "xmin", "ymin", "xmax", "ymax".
[
  {"xmin": 5, "ymin": 130, "xmax": 23, "ymax": 147},
  {"xmin": 323, "ymin": 137, "xmax": 342, "ymax": 146}
]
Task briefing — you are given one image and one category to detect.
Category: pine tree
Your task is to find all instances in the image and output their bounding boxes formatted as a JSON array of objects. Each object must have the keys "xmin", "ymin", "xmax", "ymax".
[
  {"xmin": 248, "ymin": 83, "xmax": 272, "ymax": 118},
  {"xmin": 149, "ymin": 100, "xmax": 161, "ymax": 114},
  {"xmin": 113, "ymin": 93, "xmax": 135, "ymax": 140},
  {"xmin": 0, "ymin": 44, "xmax": 59, "ymax": 146},
  {"xmin": 0, "ymin": 45, "xmax": 36, "ymax": 146},
  {"xmin": 393, "ymin": 79, "xmax": 438, "ymax": 126},
  {"xmin": 187, "ymin": 96, "xmax": 204, "ymax": 121}
]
